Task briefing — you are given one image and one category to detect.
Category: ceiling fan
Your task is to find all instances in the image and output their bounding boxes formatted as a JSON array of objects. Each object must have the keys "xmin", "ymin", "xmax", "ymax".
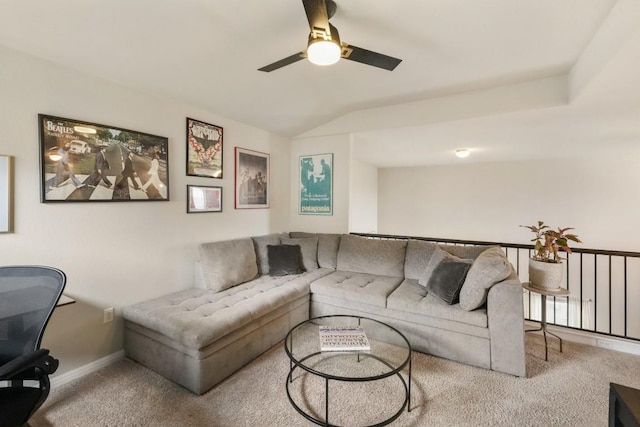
[{"xmin": 258, "ymin": 0, "xmax": 402, "ymax": 72}]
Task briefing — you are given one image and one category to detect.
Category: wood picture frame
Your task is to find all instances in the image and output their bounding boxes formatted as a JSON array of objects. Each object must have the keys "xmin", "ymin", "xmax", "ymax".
[
  {"xmin": 234, "ymin": 147, "xmax": 269, "ymax": 209},
  {"xmin": 39, "ymin": 114, "xmax": 169, "ymax": 202},
  {"xmin": 186, "ymin": 117, "xmax": 223, "ymax": 178}
]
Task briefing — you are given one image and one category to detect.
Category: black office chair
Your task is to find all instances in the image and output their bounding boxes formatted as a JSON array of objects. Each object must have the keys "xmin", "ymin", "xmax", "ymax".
[{"xmin": 0, "ymin": 266, "xmax": 66, "ymax": 427}]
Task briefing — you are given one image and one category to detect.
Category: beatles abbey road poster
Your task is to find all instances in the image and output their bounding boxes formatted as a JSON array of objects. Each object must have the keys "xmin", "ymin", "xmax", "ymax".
[
  {"xmin": 299, "ymin": 153, "xmax": 332, "ymax": 215},
  {"xmin": 39, "ymin": 114, "xmax": 169, "ymax": 202}
]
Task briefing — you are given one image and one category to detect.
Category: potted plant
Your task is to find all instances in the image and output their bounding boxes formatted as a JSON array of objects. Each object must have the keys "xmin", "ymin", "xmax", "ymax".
[{"xmin": 520, "ymin": 221, "xmax": 582, "ymax": 290}]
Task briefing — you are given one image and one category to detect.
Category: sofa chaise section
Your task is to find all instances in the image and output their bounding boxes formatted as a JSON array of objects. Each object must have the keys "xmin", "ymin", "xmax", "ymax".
[{"xmin": 123, "ymin": 236, "xmax": 332, "ymax": 394}]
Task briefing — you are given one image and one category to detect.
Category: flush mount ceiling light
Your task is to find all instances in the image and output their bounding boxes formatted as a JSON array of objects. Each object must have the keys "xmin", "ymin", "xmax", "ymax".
[{"xmin": 455, "ymin": 149, "xmax": 470, "ymax": 158}]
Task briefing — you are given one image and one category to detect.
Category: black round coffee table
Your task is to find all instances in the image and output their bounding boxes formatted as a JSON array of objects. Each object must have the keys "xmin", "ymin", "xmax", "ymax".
[{"xmin": 284, "ymin": 315, "xmax": 412, "ymax": 426}]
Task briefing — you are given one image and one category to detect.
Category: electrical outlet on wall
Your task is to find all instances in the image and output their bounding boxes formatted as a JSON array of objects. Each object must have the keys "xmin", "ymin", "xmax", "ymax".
[{"xmin": 103, "ymin": 307, "xmax": 114, "ymax": 324}]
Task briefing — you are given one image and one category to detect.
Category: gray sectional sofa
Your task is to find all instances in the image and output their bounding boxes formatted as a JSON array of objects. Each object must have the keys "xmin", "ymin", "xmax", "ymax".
[{"xmin": 122, "ymin": 232, "xmax": 526, "ymax": 395}]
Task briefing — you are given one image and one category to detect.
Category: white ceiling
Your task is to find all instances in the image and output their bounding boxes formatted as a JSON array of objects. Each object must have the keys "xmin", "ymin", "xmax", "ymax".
[{"xmin": 1, "ymin": 0, "xmax": 639, "ymax": 166}]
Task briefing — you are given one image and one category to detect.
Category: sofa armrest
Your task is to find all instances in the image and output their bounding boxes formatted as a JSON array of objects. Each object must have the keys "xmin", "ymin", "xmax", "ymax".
[{"xmin": 487, "ymin": 275, "xmax": 526, "ymax": 377}]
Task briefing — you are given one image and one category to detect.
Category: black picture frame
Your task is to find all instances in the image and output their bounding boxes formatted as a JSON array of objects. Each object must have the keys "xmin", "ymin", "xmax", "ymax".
[
  {"xmin": 234, "ymin": 147, "xmax": 269, "ymax": 209},
  {"xmin": 187, "ymin": 185, "xmax": 222, "ymax": 213},
  {"xmin": 39, "ymin": 114, "xmax": 169, "ymax": 203},
  {"xmin": 186, "ymin": 117, "xmax": 223, "ymax": 178}
]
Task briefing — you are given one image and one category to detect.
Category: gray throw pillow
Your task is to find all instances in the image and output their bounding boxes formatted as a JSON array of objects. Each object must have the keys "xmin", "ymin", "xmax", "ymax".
[
  {"xmin": 281, "ymin": 236, "xmax": 319, "ymax": 271},
  {"xmin": 425, "ymin": 256, "xmax": 473, "ymax": 305},
  {"xmin": 267, "ymin": 244, "xmax": 303, "ymax": 276},
  {"xmin": 459, "ymin": 247, "xmax": 513, "ymax": 311},
  {"xmin": 418, "ymin": 246, "xmax": 472, "ymax": 287}
]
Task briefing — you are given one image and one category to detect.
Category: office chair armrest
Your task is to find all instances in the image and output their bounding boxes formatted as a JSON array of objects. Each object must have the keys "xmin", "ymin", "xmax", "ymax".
[{"xmin": 0, "ymin": 348, "xmax": 58, "ymax": 380}]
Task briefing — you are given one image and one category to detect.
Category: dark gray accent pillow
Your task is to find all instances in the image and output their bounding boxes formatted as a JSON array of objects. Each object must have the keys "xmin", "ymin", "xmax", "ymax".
[
  {"xmin": 425, "ymin": 256, "xmax": 473, "ymax": 305},
  {"xmin": 281, "ymin": 236, "xmax": 319, "ymax": 271},
  {"xmin": 267, "ymin": 244, "xmax": 303, "ymax": 276}
]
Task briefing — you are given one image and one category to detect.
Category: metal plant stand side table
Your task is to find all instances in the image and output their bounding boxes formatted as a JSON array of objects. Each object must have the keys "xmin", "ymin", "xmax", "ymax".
[{"xmin": 523, "ymin": 282, "xmax": 570, "ymax": 361}]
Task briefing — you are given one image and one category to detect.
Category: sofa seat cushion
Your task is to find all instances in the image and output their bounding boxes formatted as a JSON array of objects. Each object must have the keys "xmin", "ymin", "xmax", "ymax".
[
  {"xmin": 123, "ymin": 268, "xmax": 333, "ymax": 349},
  {"xmin": 310, "ymin": 271, "xmax": 403, "ymax": 308},
  {"xmin": 387, "ymin": 279, "xmax": 488, "ymax": 328}
]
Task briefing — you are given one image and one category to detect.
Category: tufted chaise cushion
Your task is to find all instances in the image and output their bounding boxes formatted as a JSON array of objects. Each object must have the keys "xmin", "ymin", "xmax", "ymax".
[{"xmin": 122, "ymin": 268, "xmax": 332, "ymax": 349}]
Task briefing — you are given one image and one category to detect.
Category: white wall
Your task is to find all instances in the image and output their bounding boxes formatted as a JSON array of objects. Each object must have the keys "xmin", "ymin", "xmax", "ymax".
[
  {"xmin": 378, "ymin": 156, "xmax": 640, "ymax": 251},
  {"xmin": 349, "ymin": 156, "xmax": 378, "ymax": 233},
  {"xmin": 289, "ymin": 134, "xmax": 351, "ymax": 233},
  {"xmin": 0, "ymin": 45, "xmax": 291, "ymax": 375}
]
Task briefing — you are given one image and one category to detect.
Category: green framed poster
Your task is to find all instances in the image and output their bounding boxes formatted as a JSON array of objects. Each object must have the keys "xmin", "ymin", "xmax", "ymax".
[{"xmin": 299, "ymin": 153, "xmax": 332, "ymax": 215}]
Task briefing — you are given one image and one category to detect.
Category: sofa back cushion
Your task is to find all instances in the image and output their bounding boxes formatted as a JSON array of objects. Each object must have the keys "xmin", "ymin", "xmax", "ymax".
[
  {"xmin": 459, "ymin": 246, "xmax": 513, "ymax": 311},
  {"xmin": 198, "ymin": 238, "xmax": 258, "ymax": 292},
  {"xmin": 251, "ymin": 233, "xmax": 288, "ymax": 275},
  {"xmin": 289, "ymin": 232, "xmax": 341, "ymax": 269},
  {"xmin": 281, "ymin": 236, "xmax": 319, "ymax": 271},
  {"xmin": 336, "ymin": 234, "xmax": 407, "ymax": 278},
  {"xmin": 404, "ymin": 239, "xmax": 440, "ymax": 280},
  {"xmin": 439, "ymin": 244, "xmax": 497, "ymax": 260}
]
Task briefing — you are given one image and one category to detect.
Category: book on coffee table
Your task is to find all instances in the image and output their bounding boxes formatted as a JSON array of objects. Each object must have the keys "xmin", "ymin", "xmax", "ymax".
[{"xmin": 319, "ymin": 325, "xmax": 371, "ymax": 351}]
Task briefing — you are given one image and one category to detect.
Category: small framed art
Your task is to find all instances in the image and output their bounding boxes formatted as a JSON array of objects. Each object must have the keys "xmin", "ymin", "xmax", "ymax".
[
  {"xmin": 187, "ymin": 185, "xmax": 222, "ymax": 213},
  {"xmin": 234, "ymin": 147, "xmax": 269, "ymax": 209},
  {"xmin": 186, "ymin": 118, "xmax": 223, "ymax": 178}
]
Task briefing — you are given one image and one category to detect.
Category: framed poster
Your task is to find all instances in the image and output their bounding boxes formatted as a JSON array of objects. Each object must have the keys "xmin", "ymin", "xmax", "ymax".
[
  {"xmin": 187, "ymin": 185, "xmax": 222, "ymax": 213},
  {"xmin": 234, "ymin": 147, "xmax": 269, "ymax": 209},
  {"xmin": 39, "ymin": 114, "xmax": 169, "ymax": 202},
  {"xmin": 299, "ymin": 153, "xmax": 333, "ymax": 215},
  {"xmin": 186, "ymin": 118, "xmax": 223, "ymax": 178}
]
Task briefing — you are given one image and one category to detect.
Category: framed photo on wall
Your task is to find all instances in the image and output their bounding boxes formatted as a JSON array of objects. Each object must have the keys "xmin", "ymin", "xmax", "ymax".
[
  {"xmin": 186, "ymin": 118, "xmax": 223, "ymax": 178},
  {"xmin": 234, "ymin": 147, "xmax": 269, "ymax": 209},
  {"xmin": 299, "ymin": 153, "xmax": 333, "ymax": 215},
  {"xmin": 39, "ymin": 114, "xmax": 169, "ymax": 203},
  {"xmin": 187, "ymin": 185, "xmax": 222, "ymax": 213}
]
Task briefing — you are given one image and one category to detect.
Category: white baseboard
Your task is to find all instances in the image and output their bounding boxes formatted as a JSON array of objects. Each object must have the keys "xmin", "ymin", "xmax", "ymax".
[
  {"xmin": 48, "ymin": 325, "xmax": 640, "ymax": 390},
  {"xmin": 524, "ymin": 320, "xmax": 640, "ymax": 356},
  {"xmin": 50, "ymin": 350, "xmax": 125, "ymax": 389}
]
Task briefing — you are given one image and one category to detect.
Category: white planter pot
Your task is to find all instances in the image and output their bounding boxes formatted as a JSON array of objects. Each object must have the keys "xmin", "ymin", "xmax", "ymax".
[{"xmin": 528, "ymin": 259, "xmax": 564, "ymax": 291}]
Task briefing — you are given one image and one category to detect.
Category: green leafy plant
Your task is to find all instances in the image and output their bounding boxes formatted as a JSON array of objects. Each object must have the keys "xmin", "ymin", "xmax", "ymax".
[{"xmin": 520, "ymin": 221, "xmax": 582, "ymax": 263}]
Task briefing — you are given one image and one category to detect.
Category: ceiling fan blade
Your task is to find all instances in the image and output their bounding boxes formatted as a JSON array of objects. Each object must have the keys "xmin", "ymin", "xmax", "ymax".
[
  {"xmin": 341, "ymin": 43, "xmax": 402, "ymax": 71},
  {"xmin": 258, "ymin": 52, "xmax": 306, "ymax": 72},
  {"xmin": 302, "ymin": 0, "xmax": 331, "ymax": 36}
]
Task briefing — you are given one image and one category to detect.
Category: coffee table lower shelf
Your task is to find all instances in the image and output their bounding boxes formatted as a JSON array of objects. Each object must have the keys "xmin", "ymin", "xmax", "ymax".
[
  {"xmin": 284, "ymin": 315, "xmax": 412, "ymax": 427},
  {"xmin": 285, "ymin": 352, "xmax": 411, "ymax": 427}
]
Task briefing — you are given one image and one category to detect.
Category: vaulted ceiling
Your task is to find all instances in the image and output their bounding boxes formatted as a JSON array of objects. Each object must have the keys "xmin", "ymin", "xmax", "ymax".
[{"xmin": 1, "ymin": 0, "xmax": 639, "ymax": 166}]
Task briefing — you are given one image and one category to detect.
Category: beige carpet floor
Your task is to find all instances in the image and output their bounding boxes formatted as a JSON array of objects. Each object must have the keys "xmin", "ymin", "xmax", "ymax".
[{"xmin": 30, "ymin": 334, "xmax": 640, "ymax": 426}]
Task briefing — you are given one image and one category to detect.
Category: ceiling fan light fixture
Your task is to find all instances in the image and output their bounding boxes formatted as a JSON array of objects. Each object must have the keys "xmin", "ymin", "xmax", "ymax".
[
  {"xmin": 455, "ymin": 149, "xmax": 470, "ymax": 158},
  {"xmin": 307, "ymin": 38, "xmax": 341, "ymax": 66}
]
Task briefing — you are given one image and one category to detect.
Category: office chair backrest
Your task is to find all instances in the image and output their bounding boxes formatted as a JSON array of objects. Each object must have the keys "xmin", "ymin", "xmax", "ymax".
[{"xmin": 0, "ymin": 266, "xmax": 66, "ymax": 365}]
